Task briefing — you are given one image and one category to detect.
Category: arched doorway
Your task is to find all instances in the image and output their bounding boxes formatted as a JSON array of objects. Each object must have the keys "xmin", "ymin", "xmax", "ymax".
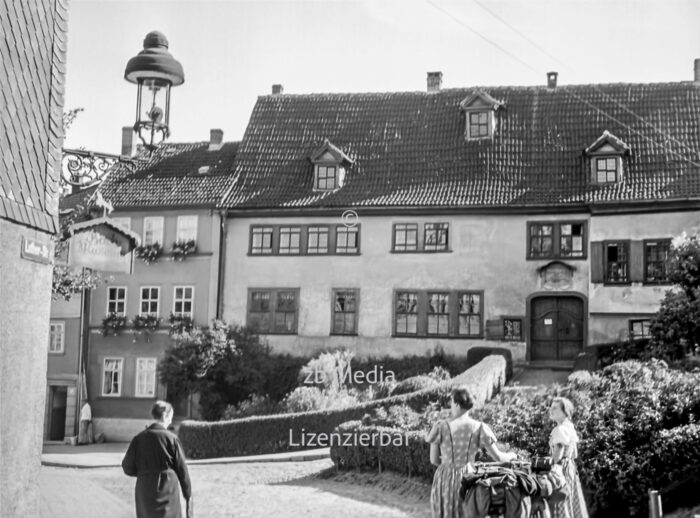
[{"xmin": 529, "ymin": 295, "xmax": 585, "ymax": 361}]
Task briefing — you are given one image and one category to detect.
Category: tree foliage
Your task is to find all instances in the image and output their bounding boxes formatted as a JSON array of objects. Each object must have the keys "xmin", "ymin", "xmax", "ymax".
[{"xmin": 649, "ymin": 232, "xmax": 700, "ymax": 359}]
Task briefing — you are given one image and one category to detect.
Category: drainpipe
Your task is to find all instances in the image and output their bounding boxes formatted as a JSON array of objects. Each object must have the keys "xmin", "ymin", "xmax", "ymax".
[{"xmin": 216, "ymin": 209, "xmax": 228, "ymax": 320}]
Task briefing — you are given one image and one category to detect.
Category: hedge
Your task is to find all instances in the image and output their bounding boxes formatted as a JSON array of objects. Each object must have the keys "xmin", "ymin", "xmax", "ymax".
[
  {"xmin": 179, "ymin": 355, "xmax": 506, "ymax": 458},
  {"xmin": 466, "ymin": 346, "xmax": 513, "ymax": 381}
]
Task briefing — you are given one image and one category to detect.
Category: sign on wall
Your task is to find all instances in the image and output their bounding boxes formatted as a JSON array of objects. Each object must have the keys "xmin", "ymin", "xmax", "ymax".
[{"xmin": 67, "ymin": 220, "xmax": 139, "ymax": 273}]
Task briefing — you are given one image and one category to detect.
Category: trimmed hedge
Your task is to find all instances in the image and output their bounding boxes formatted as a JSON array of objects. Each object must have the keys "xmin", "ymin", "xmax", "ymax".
[
  {"xmin": 179, "ymin": 355, "xmax": 506, "ymax": 458},
  {"xmin": 466, "ymin": 346, "xmax": 513, "ymax": 381}
]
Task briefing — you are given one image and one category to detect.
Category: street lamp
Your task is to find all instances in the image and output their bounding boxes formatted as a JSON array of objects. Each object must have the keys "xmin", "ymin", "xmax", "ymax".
[{"xmin": 124, "ymin": 31, "xmax": 184, "ymax": 151}]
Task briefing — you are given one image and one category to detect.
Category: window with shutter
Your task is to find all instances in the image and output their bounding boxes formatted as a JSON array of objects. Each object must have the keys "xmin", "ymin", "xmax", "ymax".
[
  {"xmin": 590, "ymin": 242, "xmax": 604, "ymax": 283},
  {"xmin": 629, "ymin": 241, "xmax": 645, "ymax": 282}
]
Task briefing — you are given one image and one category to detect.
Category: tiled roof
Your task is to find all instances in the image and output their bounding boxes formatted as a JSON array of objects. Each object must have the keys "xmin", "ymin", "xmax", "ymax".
[
  {"xmin": 221, "ymin": 82, "xmax": 700, "ymax": 210},
  {"xmin": 59, "ymin": 186, "xmax": 98, "ymax": 214},
  {"xmin": 0, "ymin": 0, "xmax": 69, "ymax": 232},
  {"xmin": 98, "ymin": 142, "xmax": 239, "ymax": 208}
]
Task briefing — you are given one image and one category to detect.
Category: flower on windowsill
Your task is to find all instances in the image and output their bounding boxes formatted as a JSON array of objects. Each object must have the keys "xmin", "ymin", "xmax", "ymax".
[
  {"xmin": 135, "ymin": 243, "xmax": 164, "ymax": 264},
  {"xmin": 102, "ymin": 312, "xmax": 127, "ymax": 336},
  {"xmin": 133, "ymin": 314, "xmax": 161, "ymax": 332},
  {"xmin": 171, "ymin": 239, "xmax": 197, "ymax": 261},
  {"xmin": 168, "ymin": 312, "xmax": 194, "ymax": 335}
]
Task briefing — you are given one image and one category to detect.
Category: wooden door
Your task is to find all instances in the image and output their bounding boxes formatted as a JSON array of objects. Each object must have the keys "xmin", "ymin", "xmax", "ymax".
[
  {"xmin": 530, "ymin": 296, "xmax": 584, "ymax": 361},
  {"xmin": 49, "ymin": 386, "xmax": 67, "ymax": 441}
]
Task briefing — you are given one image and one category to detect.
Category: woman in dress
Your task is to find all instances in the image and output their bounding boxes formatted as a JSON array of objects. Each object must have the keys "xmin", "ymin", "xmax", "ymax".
[
  {"xmin": 427, "ymin": 386, "xmax": 517, "ymax": 518},
  {"xmin": 122, "ymin": 401, "xmax": 193, "ymax": 518},
  {"xmin": 548, "ymin": 397, "xmax": 589, "ymax": 518}
]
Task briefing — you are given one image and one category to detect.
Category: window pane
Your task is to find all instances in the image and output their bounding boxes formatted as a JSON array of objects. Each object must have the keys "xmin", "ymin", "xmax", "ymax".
[
  {"xmin": 177, "ymin": 216, "xmax": 197, "ymax": 242},
  {"xmin": 606, "ymin": 242, "xmax": 629, "ymax": 282},
  {"xmin": 307, "ymin": 227, "xmax": 329, "ymax": 254},
  {"xmin": 424, "ymin": 223, "xmax": 448, "ymax": 251},
  {"xmin": 336, "ymin": 227, "xmax": 358, "ymax": 253}
]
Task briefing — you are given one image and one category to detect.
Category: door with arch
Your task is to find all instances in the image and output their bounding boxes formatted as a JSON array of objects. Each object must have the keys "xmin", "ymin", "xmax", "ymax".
[{"xmin": 530, "ymin": 296, "xmax": 584, "ymax": 361}]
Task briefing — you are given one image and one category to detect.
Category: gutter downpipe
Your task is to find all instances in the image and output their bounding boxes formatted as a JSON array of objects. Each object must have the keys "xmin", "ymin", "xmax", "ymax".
[{"xmin": 216, "ymin": 209, "xmax": 228, "ymax": 320}]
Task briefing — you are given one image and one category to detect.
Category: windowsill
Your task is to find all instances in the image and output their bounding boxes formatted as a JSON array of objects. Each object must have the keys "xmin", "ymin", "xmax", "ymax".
[
  {"xmin": 391, "ymin": 334, "xmax": 484, "ymax": 339},
  {"xmin": 526, "ymin": 255, "xmax": 587, "ymax": 261},
  {"xmin": 330, "ymin": 332, "xmax": 358, "ymax": 337},
  {"xmin": 390, "ymin": 249, "xmax": 453, "ymax": 254},
  {"xmin": 255, "ymin": 331, "xmax": 298, "ymax": 335},
  {"xmin": 248, "ymin": 252, "xmax": 361, "ymax": 257},
  {"xmin": 97, "ymin": 396, "xmax": 157, "ymax": 400},
  {"xmin": 603, "ymin": 281, "xmax": 632, "ymax": 286}
]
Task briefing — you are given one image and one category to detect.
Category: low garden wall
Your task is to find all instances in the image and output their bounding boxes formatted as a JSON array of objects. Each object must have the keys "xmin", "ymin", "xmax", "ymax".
[{"xmin": 179, "ymin": 355, "xmax": 506, "ymax": 459}]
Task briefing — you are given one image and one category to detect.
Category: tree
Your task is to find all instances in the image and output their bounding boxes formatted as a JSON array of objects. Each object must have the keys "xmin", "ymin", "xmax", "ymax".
[{"xmin": 649, "ymin": 232, "xmax": 700, "ymax": 359}]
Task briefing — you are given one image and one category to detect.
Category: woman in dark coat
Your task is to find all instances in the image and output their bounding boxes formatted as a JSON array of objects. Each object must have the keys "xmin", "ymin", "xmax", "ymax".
[{"xmin": 122, "ymin": 401, "xmax": 193, "ymax": 518}]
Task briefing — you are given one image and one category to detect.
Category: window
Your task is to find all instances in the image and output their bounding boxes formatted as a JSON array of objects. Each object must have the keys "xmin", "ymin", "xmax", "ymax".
[
  {"xmin": 468, "ymin": 112, "xmax": 489, "ymax": 138},
  {"xmin": 247, "ymin": 289, "xmax": 299, "ymax": 334},
  {"xmin": 394, "ymin": 290, "xmax": 483, "ymax": 337},
  {"xmin": 629, "ymin": 319, "xmax": 651, "ymax": 340},
  {"xmin": 49, "ymin": 322, "xmax": 65, "ymax": 354},
  {"xmin": 107, "ymin": 287, "xmax": 127, "ymax": 315},
  {"xmin": 176, "ymin": 215, "xmax": 198, "ymax": 243},
  {"xmin": 307, "ymin": 226, "xmax": 329, "ymax": 254},
  {"xmin": 315, "ymin": 165, "xmax": 338, "ymax": 190},
  {"xmin": 102, "ymin": 358, "xmax": 123, "ymax": 396},
  {"xmin": 279, "ymin": 227, "xmax": 301, "ymax": 255},
  {"xmin": 140, "ymin": 286, "xmax": 159, "ymax": 316},
  {"xmin": 595, "ymin": 157, "xmax": 618, "ymax": 184},
  {"xmin": 143, "ymin": 217, "xmax": 164, "ymax": 246},
  {"xmin": 644, "ymin": 240, "xmax": 671, "ymax": 283},
  {"xmin": 111, "ymin": 216, "xmax": 131, "ymax": 230},
  {"xmin": 135, "ymin": 358, "xmax": 157, "ymax": 397},
  {"xmin": 458, "ymin": 292, "xmax": 482, "ymax": 337},
  {"xmin": 173, "ymin": 286, "xmax": 194, "ymax": 318},
  {"xmin": 336, "ymin": 226, "xmax": 359, "ymax": 254},
  {"xmin": 424, "ymin": 223, "xmax": 449, "ymax": 252},
  {"xmin": 605, "ymin": 241, "xmax": 629, "ymax": 283},
  {"xmin": 427, "ymin": 293, "xmax": 450, "ymax": 335},
  {"xmin": 503, "ymin": 318, "xmax": 522, "ymax": 340},
  {"xmin": 393, "ymin": 223, "xmax": 418, "ymax": 251},
  {"xmin": 528, "ymin": 221, "xmax": 586, "ymax": 259},
  {"xmin": 250, "ymin": 226, "xmax": 273, "ymax": 255},
  {"xmin": 332, "ymin": 290, "xmax": 358, "ymax": 335},
  {"xmin": 395, "ymin": 291, "xmax": 419, "ymax": 335}
]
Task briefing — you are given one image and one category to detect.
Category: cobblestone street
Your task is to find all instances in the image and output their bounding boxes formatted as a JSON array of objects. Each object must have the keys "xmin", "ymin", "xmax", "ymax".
[{"xmin": 40, "ymin": 460, "xmax": 430, "ymax": 518}]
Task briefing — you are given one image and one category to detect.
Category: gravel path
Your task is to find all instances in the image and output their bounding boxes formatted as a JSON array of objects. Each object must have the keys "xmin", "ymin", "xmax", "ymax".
[{"xmin": 43, "ymin": 460, "xmax": 430, "ymax": 517}]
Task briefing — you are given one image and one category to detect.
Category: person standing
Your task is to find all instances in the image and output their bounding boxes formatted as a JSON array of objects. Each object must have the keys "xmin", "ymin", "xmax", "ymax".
[
  {"xmin": 122, "ymin": 401, "xmax": 193, "ymax": 518},
  {"xmin": 426, "ymin": 386, "xmax": 517, "ymax": 518},
  {"xmin": 78, "ymin": 401, "xmax": 93, "ymax": 445},
  {"xmin": 548, "ymin": 397, "xmax": 589, "ymax": 518}
]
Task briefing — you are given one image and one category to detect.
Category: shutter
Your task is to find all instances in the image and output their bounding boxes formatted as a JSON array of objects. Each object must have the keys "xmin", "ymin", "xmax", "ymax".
[
  {"xmin": 630, "ymin": 240, "xmax": 645, "ymax": 282},
  {"xmin": 590, "ymin": 242, "xmax": 604, "ymax": 283},
  {"xmin": 485, "ymin": 318, "xmax": 504, "ymax": 339}
]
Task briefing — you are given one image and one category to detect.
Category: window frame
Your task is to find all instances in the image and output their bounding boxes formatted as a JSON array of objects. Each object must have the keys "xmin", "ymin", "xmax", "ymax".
[
  {"xmin": 306, "ymin": 225, "xmax": 331, "ymax": 255},
  {"xmin": 335, "ymin": 225, "xmax": 359, "ymax": 254},
  {"xmin": 139, "ymin": 286, "xmax": 160, "ymax": 317},
  {"xmin": 468, "ymin": 111, "xmax": 490, "ymax": 138},
  {"xmin": 143, "ymin": 216, "xmax": 164, "ymax": 246},
  {"xmin": 643, "ymin": 239, "xmax": 672, "ymax": 285},
  {"xmin": 101, "ymin": 357, "xmax": 124, "ymax": 397},
  {"xmin": 106, "ymin": 286, "xmax": 127, "ymax": 316},
  {"xmin": 503, "ymin": 317, "xmax": 523, "ymax": 341},
  {"xmin": 246, "ymin": 288, "xmax": 300, "ymax": 335},
  {"xmin": 392, "ymin": 223, "xmax": 419, "ymax": 252},
  {"xmin": 595, "ymin": 156, "xmax": 619, "ymax": 184},
  {"xmin": 134, "ymin": 357, "xmax": 158, "ymax": 398},
  {"xmin": 278, "ymin": 226, "xmax": 302, "ymax": 255},
  {"xmin": 629, "ymin": 319, "xmax": 652, "ymax": 340},
  {"xmin": 315, "ymin": 165, "xmax": 338, "ymax": 191},
  {"xmin": 48, "ymin": 321, "xmax": 65, "ymax": 354},
  {"xmin": 249, "ymin": 225, "xmax": 274, "ymax": 255},
  {"xmin": 331, "ymin": 288, "xmax": 359, "ymax": 336},
  {"xmin": 392, "ymin": 222, "xmax": 451, "ymax": 254},
  {"xmin": 173, "ymin": 286, "xmax": 195, "ymax": 318},
  {"xmin": 176, "ymin": 215, "xmax": 198, "ymax": 243},
  {"xmin": 427, "ymin": 292, "xmax": 451, "ymax": 337},
  {"xmin": 527, "ymin": 220, "xmax": 587, "ymax": 260},
  {"xmin": 424, "ymin": 223, "xmax": 449, "ymax": 252},
  {"xmin": 392, "ymin": 289, "xmax": 484, "ymax": 338},
  {"xmin": 603, "ymin": 240, "xmax": 631, "ymax": 285}
]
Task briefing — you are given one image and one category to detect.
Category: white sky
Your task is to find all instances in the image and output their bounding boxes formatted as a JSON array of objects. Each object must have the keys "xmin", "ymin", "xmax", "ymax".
[{"xmin": 63, "ymin": 0, "xmax": 700, "ymax": 153}]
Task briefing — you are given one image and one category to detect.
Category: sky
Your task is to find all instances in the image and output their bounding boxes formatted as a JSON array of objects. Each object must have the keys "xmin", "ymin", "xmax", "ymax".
[{"xmin": 63, "ymin": 0, "xmax": 700, "ymax": 154}]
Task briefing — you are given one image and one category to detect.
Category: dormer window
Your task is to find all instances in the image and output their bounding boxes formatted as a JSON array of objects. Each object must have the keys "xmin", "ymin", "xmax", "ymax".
[
  {"xmin": 460, "ymin": 90, "xmax": 503, "ymax": 141},
  {"xmin": 584, "ymin": 130, "xmax": 631, "ymax": 185},
  {"xmin": 310, "ymin": 139, "xmax": 354, "ymax": 192}
]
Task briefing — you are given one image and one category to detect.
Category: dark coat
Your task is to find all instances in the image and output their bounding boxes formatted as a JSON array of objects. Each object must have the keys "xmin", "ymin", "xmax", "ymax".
[{"xmin": 122, "ymin": 423, "xmax": 192, "ymax": 518}]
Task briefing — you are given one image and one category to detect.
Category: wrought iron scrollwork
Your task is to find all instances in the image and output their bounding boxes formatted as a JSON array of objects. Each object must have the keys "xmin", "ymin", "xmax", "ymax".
[{"xmin": 61, "ymin": 148, "xmax": 134, "ymax": 191}]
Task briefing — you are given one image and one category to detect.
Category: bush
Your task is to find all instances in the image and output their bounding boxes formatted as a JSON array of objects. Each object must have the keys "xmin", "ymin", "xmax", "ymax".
[
  {"xmin": 389, "ymin": 375, "xmax": 441, "ymax": 397},
  {"xmin": 466, "ymin": 346, "xmax": 514, "ymax": 381},
  {"xmin": 281, "ymin": 386, "xmax": 362, "ymax": 413},
  {"xmin": 221, "ymin": 395, "xmax": 281, "ymax": 420},
  {"xmin": 179, "ymin": 355, "xmax": 506, "ymax": 458}
]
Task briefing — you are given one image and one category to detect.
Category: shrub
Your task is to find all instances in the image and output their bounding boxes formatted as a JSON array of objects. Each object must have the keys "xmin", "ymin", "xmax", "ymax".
[
  {"xmin": 466, "ymin": 346, "xmax": 514, "ymax": 381},
  {"xmin": 221, "ymin": 395, "xmax": 280, "ymax": 420},
  {"xmin": 281, "ymin": 386, "xmax": 362, "ymax": 413},
  {"xmin": 389, "ymin": 375, "xmax": 441, "ymax": 397},
  {"xmin": 179, "ymin": 355, "xmax": 506, "ymax": 458}
]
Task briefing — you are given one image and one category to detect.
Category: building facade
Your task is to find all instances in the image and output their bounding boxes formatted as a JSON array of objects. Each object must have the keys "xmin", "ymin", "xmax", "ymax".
[
  {"xmin": 88, "ymin": 131, "xmax": 237, "ymax": 440},
  {"xmin": 219, "ymin": 68, "xmax": 700, "ymax": 363},
  {"xmin": 0, "ymin": 1, "xmax": 69, "ymax": 515}
]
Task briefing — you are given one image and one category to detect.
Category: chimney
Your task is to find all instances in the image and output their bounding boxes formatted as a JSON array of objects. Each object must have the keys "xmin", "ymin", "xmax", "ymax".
[
  {"xmin": 272, "ymin": 84, "xmax": 284, "ymax": 95},
  {"xmin": 121, "ymin": 126, "xmax": 136, "ymax": 157},
  {"xmin": 695, "ymin": 58, "xmax": 700, "ymax": 83},
  {"xmin": 547, "ymin": 71, "xmax": 558, "ymax": 89},
  {"xmin": 208, "ymin": 129, "xmax": 224, "ymax": 151},
  {"xmin": 427, "ymin": 71, "xmax": 442, "ymax": 93}
]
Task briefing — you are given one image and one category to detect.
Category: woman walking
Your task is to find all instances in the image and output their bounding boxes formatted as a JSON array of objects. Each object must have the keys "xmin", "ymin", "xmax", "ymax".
[
  {"xmin": 548, "ymin": 397, "xmax": 589, "ymax": 518},
  {"xmin": 122, "ymin": 401, "xmax": 193, "ymax": 518},
  {"xmin": 426, "ymin": 386, "xmax": 516, "ymax": 518}
]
